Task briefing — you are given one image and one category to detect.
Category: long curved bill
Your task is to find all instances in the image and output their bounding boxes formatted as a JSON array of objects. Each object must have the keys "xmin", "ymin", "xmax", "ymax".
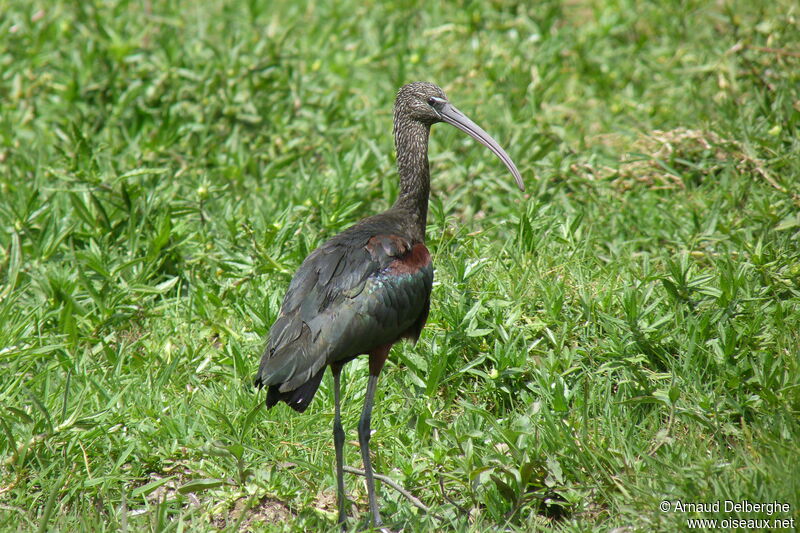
[{"xmin": 438, "ymin": 103, "xmax": 525, "ymax": 191}]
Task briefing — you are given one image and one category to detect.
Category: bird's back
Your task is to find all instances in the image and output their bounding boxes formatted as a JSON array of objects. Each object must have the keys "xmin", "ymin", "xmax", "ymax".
[{"xmin": 254, "ymin": 210, "xmax": 433, "ymax": 412}]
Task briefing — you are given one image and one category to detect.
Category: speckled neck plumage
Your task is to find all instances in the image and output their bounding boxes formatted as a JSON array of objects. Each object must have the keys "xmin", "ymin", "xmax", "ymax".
[{"xmin": 391, "ymin": 109, "xmax": 432, "ymax": 243}]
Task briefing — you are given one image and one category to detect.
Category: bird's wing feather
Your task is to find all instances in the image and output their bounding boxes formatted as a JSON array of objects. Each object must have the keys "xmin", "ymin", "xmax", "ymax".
[{"xmin": 255, "ymin": 229, "xmax": 433, "ymax": 394}]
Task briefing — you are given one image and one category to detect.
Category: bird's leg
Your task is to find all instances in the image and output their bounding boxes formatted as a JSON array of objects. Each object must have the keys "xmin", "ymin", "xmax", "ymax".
[
  {"xmin": 361, "ymin": 342, "xmax": 392, "ymax": 528},
  {"xmin": 358, "ymin": 373, "xmax": 382, "ymax": 527},
  {"xmin": 332, "ymin": 364, "xmax": 347, "ymax": 526}
]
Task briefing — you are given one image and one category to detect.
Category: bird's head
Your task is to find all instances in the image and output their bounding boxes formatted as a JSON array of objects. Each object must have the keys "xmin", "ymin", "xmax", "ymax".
[
  {"xmin": 394, "ymin": 82, "xmax": 449, "ymax": 125},
  {"xmin": 394, "ymin": 81, "xmax": 524, "ymax": 191}
]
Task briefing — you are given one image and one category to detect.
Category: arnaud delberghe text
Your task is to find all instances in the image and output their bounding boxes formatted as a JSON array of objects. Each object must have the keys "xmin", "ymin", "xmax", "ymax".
[{"xmin": 673, "ymin": 500, "xmax": 790, "ymax": 515}]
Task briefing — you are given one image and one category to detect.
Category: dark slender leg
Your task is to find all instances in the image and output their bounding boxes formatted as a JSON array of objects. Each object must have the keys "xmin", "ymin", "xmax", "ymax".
[
  {"xmin": 358, "ymin": 374, "xmax": 382, "ymax": 527},
  {"xmin": 332, "ymin": 366, "xmax": 347, "ymax": 525}
]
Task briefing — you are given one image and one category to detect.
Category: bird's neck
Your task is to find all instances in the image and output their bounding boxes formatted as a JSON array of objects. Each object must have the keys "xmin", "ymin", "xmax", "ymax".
[{"xmin": 392, "ymin": 119, "xmax": 431, "ymax": 243}]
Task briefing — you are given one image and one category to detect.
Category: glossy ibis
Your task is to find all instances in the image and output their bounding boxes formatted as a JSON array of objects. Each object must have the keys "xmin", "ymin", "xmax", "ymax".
[{"xmin": 254, "ymin": 81, "xmax": 523, "ymax": 527}]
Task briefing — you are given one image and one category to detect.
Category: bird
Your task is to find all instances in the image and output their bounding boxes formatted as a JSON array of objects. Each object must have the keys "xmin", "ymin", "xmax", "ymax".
[{"xmin": 254, "ymin": 81, "xmax": 524, "ymax": 528}]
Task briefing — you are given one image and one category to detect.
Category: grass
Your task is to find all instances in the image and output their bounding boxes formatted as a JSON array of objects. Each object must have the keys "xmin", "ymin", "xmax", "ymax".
[{"xmin": 1, "ymin": 0, "xmax": 799, "ymax": 531}]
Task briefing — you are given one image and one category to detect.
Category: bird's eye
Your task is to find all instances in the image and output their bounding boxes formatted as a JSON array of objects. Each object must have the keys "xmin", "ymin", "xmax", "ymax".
[{"xmin": 427, "ymin": 96, "xmax": 446, "ymax": 110}]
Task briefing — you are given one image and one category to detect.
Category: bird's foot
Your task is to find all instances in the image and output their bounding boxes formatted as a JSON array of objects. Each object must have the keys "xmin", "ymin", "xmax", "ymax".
[{"xmin": 372, "ymin": 514, "xmax": 393, "ymax": 533}]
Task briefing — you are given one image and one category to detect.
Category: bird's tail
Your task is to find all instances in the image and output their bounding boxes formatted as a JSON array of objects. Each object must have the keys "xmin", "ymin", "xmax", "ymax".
[{"xmin": 262, "ymin": 367, "xmax": 325, "ymax": 413}]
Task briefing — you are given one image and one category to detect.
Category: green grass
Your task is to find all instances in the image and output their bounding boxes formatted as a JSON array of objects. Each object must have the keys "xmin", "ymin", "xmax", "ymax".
[{"xmin": 2, "ymin": 0, "xmax": 799, "ymax": 531}]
